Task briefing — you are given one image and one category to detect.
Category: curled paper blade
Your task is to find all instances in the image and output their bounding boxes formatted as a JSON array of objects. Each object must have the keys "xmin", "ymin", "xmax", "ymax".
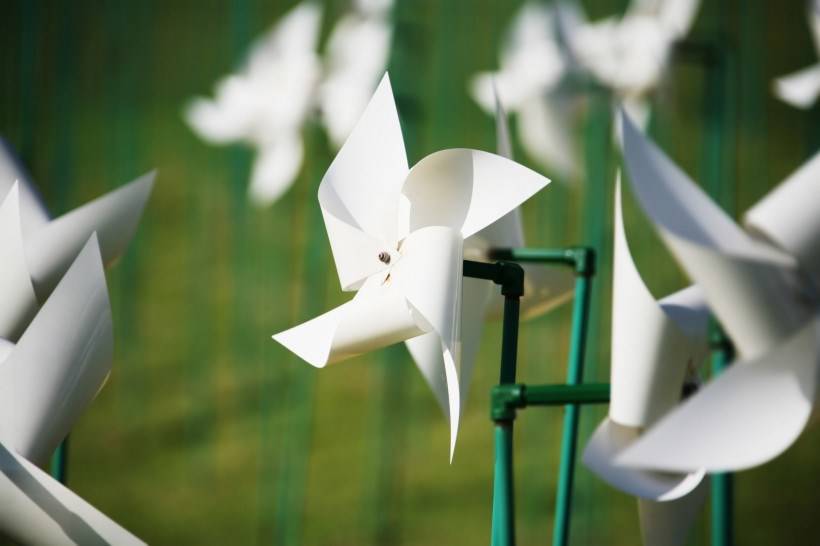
[
  {"xmin": 583, "ymin": 420, "xmax": 705, "ymax": 500},
  {"xmin": 744, "ymin": 150, "xmax": 820, "ymax": 286},
  {"xmin": 618, "ymin": 317, "xmax": 820, "ymax": 473},
  {"xmin": 638, "ymin": 479, "xmax": 708, "ymax": 546},
  {"xmin": 249, "ymin": 134, "xmax": 304, "ymax": 206},
  {"xmin": 620, "ymin": 110, "xmax": 806, "ymax": 358},
  {"xmin": 0, "ymin": 235, "xmax": 113, "ymax": 465},
  {"xmin": 583, "ymin": 181, "xmax": 706, "ymax": 500},
  {"xmin": 0, "ymin": 184, "xmax": 38, "ymax": 341},
  {"xmin": 0, "ymin": 138, "xmax": 49, "ymax": 234},
  {"xmin": 609, "ymin": 181, "xmax": 708, "ymax": 428},
  {"xmin": 319, "ymin": 73, "xmax": 408, "ymax": 290},
  {"xmin": 25, "ymin": 172, "xmax": 155, "ymax": 300},
  {"xmin": 0, "ymin": 441, "xmax": 143, "ymax": 546},
  {"xmin": 402, "ymin": 149, "xmax": 550, "ymax": 239}
]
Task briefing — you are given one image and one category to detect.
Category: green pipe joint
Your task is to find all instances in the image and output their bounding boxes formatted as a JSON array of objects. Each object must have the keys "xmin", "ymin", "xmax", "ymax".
[{"xmin": 490, "ymin": 383, "xmax": 611, "ymax": 422}]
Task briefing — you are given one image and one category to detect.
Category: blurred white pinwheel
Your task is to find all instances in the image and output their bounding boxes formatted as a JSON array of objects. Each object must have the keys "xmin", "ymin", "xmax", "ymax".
[
  {"xmin": 0, "ymin": 188, "xmax": 143, "ymax": 545},
  {"xmin": 273, "ymin": 74, "xmax": 551, "ymax": 459},
  {"xmin": 616, "ymin": 110, "xmax": 820, "ymax": 474},
  {"xmin": 470, "ymin": 2, "xmax": 582, "ymax": 180},
  {"xmin": 582, "ymin": 179, "xmax": 708, "ymax": 546},
  {"xmin": 773, "ymin": 1, "xmax": 820, "ymax": 109},
  {"xmin": 185, "ymin": 2, "xmax": 323, "ymax": 206},
  {"xmin": 0, "ymin": 140, "xmax": 155, "ymax": 340},
  {"xmin": 319, "ymin": 0, "xmax": 394, "ymax": 148},
  {"xmin": 568, "ymin": 0, "xmax": 701, "ymax": 128}
]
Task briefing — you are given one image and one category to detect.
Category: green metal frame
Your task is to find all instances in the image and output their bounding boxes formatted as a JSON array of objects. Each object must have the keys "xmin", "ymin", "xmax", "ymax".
[
  {"xmin": 469, "ymin": 248, "xmax": 735, "ymax": 546},
  {"xmin": 50, "ymin": 437, "xmax": 69, "ymax": 483}
]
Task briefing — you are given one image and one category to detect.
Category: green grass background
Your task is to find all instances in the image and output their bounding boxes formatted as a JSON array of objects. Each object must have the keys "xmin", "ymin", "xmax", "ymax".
[{"xmin": 1, "ymin": 0, "xmax": 819, "ymax": 544}]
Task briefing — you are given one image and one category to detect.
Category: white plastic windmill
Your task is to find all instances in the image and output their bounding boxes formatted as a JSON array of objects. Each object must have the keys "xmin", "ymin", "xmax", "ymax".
[
  {"xmin": 185, "ymin": 2, "xmax": 323, "ymax": 206},
  {"xmin": 470, "ymin": 1, "xmax": 582, "ymax": 180},
  {"xmin": 0, "ymin": 188, "xmax": 144, "ymax": 545},
  {"xmin": 773, "ymin": 1, "xmax": 820, "ymax": 109},
  {"xmin": 273, "ymin": 74, "xmax": 551, "ymax": 459},
  {"xmin": 615, "ymin": 111, "xmax": 820, "ymax": 474},
  {"xmin": 582, "ymin": 178, "xmax": 708, "ymax": 546},
  {"xmin": 568, "ymin": 0, "xmax": 701, "ymax": 128}
]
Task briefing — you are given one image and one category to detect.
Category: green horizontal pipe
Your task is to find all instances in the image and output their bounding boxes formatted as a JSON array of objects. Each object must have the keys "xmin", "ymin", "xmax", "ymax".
[
  {"xmin": 488, "ymin": 247, "xmax": 595, "ymax": 276},
  {"xmin": 490, "ymin": 383, "xmax": 610, "ymax": 421}
]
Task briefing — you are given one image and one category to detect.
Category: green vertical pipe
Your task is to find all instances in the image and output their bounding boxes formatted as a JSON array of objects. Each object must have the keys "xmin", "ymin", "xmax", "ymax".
[
  {"xmin": 491, "ymin": 292, "xmax": 521, "ymax": 546},
  {"xmin": 710, "ymin": 328, "xmax": 734, "ymax": 546},
  {"xmin": 552, "ymin": 272, "xmax": 593, "ymax": 546},
  {"xmin": 492, "ymin": 422, "xmax": 515, "ymax": 546}
]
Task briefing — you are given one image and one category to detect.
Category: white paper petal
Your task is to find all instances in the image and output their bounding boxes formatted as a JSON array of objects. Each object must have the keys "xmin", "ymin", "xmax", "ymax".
[
  {"xmin": 493, "ymin": 82, "xmax": 513, "ymax": 160},
  {"xmin": 638, "ymin": 479, "xmax": 708, "ymax": 546},
  {"xmin": 318, "ymin": 74, "xmax": 409, "ymax": 289},
  {"xmin": 0, "ymin": 184, "xmax": 38, "ymax": 341},
  {"xmin": 618, "ymin": 317, "xmax": 820, "ymax": 473},
  {"xmin": 621, "ymin": 111, "xmax": 807, "ymax": 358},
  {"xmin": 0, "ymin": 138, "xmax": 50, "ymax": 233},
  {"xmin": 248, "ymin": 135, "xmax": 304, "ymax": 206},
  {"xmin": 744, "ymin": 150, "xmax": 820, "ymax": 285},
  {"xmin": 25, "ymin": 172, "xmax": 155, "ymax": 300},
  {"xmin": 0, "ymin": 441, "xmax": 144, "ymax": 545},
  {"xmin": 609, "ymin": 181, "xmax": 708, "ymax": 427},
  {"xmin": 402, "ymin": 149, "xmax": 550, "ymax": 239},
  {"xmin": 272, "ymin": 273, "xmax": 426, "ymax": 367},
  {"xmin": 583, "ymin": 419, "xmax": 704, "ymax": 500},
  {"xmin": 0, "ymin": 235, "xmax": 113, "ymax": 465},
  {"xmin": 772, "ymin": 64, "xmax": 820, "ymax": 109},
  {"xmin": 517, "ymin": 96, "xmax": 578, "ymax": 180}
]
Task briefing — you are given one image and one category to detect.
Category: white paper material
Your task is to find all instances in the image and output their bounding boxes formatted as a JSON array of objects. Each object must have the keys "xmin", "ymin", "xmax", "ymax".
[
  {"xmin": 618, "ymin": 318, "xmax": 820, "ymax": 472},
  {"xmin": 620, "ymin": 111, "xmax": 808, "ymax": 359},
  {"xmin": 744, "ymin": 149, "xmax": 820, "ymax": 286},
  {"xmin": 0, "ymin": 441, "xmax": 143, "ymax": 545},
  {"xmin": 185, "ymin": 1, "xmax": 323, "ymax": 206},
  {"xmin": 0, "ymin": 235, "xmax": 113, "ymax": 465},
  {"xmin": 0, "ymin": 139, "xmax": 49, "ymax": 234},
  {"xmin": 638, "ymin": 479, "xmax": 708, "ymax": 546},
  {"xmin": 469, "ymin": 2, "xmax": 581, "ymax": 180},
  {"xmin": 773, "ymin": 4, "xmax": 820, "ymax": 108},
  {"xmin": 0, "ymin": 185, "xmax": 38, "ymax": 341},
  {"xmin": 582, "ymin": 181, "xmax": 706, "ymax": 501},
  {"xmin": 25, "ymin": 172, "xmax": 155, "ymax": 299},
  {"xmin": 274, "ymin": 73, "xmax": 550, "ymax": 457}
]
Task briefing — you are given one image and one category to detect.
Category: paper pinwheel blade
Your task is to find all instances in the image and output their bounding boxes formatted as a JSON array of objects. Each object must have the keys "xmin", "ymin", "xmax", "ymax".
[
  {"xmin": 0, "ymin": 234, "xmax": 113, "ymax": 465},
  {"xmin": 0, "ymin": 441, "xmax": 143, "ymax": 545},
  {"xmin": 618, "ymin": 317, "xmax": 820, "ymax": 473}
]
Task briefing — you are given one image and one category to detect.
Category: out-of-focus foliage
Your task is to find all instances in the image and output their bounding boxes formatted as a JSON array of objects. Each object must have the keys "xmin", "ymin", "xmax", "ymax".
[{"xmin": 0, "ymin": 1, "xmax": 819, "ymax": 545}]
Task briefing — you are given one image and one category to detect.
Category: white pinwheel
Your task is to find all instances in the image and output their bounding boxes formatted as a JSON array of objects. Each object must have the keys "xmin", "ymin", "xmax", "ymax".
[
  {"xmin": 273, "ymin": 74, "xmax": 551, "ymax": 458},
  {"xmin": 0, "ymin": 140, "xmax": 155, "ymax": 339},
  {"xmin": 582, "ymin": 179, "xmax": 708, "ymax": 546},
  {"xmin": 470, "ymin": 1, "xmax": 582, "ymax": 180},
  {"xmin": 185, "ymin": 1, "xmax": 323, "ymax": 206},
  {"xmin": 319, "ymin": 0, "xmax": 394, "ymax": 148},
  {"xmin": 568, "ymin": 0, "xmax": 700, "ymax": 127},
  {"xmin": 615, "ymin": 111, "xmax": 820, "ymax": 474},
  {"xmin": 0, "ymin": 188, "xmax": 143, "ymax": 545},
  {"xmin": 773, "ymin": 1, "xmax": 820, "ymax": 109}
]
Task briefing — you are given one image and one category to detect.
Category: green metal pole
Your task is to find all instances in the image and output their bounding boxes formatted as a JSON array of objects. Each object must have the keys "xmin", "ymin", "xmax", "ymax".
[
  {"xmin": 50, "ymin": 438, "xmax": 68, "ymax": 484},
  {"xmin": 552, "ymin": 257, "xmax": 594, "ymax": 546},
  {"xmin": 492, "ymin": 422, "xmax": 515, "ymax": 546},
  {"xmin": 710, "ymin": 327, "xmax": 734, "ymax": 546}
]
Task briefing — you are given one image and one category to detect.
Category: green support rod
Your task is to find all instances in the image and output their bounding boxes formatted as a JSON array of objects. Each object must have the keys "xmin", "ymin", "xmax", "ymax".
[
  {"xmin": 490, "ymin": 383, "xmax": 610, "ymax": 421},
  {"xmin": 552, "ymin": 253, "xmax": 595, "ymax": 546},
  {"xmin": 710, "ymin": 327, "xmax": 735, "ymax": 546},
  {"xmin": 51, "ymin": 437, "xmax": 69, "ymax": 484},
  {"xmin": 463, "ymin": 260, "xmax": 524, "ymax": 546}
]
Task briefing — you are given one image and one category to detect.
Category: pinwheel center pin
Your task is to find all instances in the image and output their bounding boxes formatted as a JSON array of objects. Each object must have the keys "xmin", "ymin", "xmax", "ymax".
[{"xmin": 378, "ymin": 251, "xmax": 391, "ymax": 264}]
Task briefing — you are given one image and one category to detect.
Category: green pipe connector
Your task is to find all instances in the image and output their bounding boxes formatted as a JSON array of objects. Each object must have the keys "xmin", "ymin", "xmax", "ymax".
[
  {"xmin": 490, "ymin": 383, "xmax": 610, "ymax": 422},
  {"xmin": 488, "ymin": 247, "xmax": 595, "ymax": 277}
]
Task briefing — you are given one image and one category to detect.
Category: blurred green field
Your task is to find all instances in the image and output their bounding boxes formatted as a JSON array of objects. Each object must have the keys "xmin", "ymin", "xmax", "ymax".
[{"xmin": 1, "ymin": 1, "xmax": 820, "ymax": 545}]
